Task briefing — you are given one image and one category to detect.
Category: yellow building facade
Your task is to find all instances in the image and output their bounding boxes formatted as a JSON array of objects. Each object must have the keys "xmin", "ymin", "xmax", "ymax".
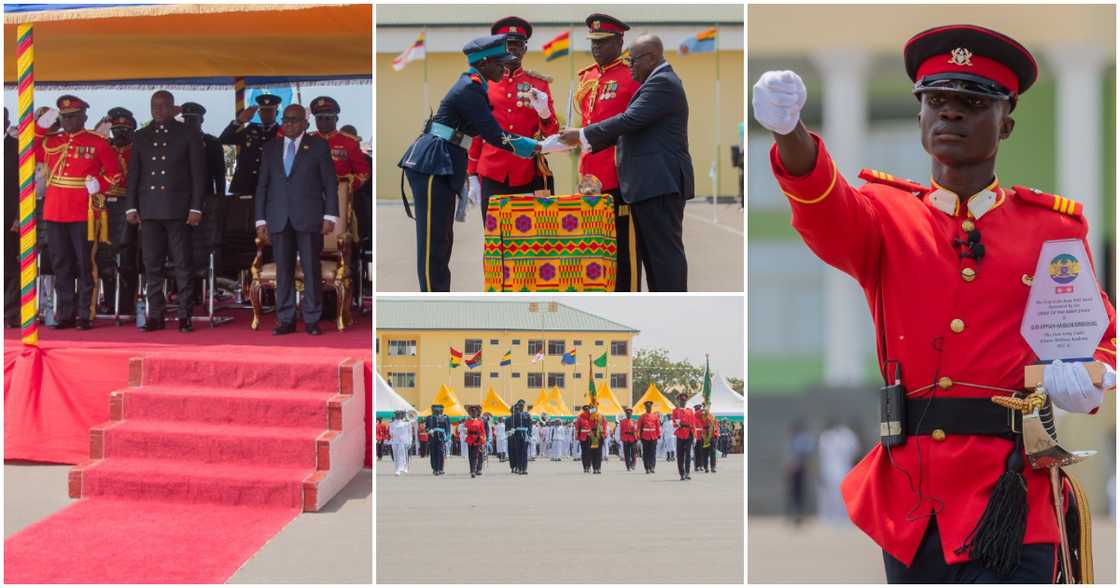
[{"xmin": 377, "ymin": 300, "xmax": 637, "ymax": 411}]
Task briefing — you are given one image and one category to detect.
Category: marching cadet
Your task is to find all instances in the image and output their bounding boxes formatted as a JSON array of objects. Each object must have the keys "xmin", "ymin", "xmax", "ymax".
[
  {"xmin": 388, "ymin": 410, "xmax": 412, "ymax": 476},
  {"xmin": 94, "ymin": 107, "xmax": 139, "ymax": 316},
  {"xmin": 375, "ymin": 417, "xmax": 389, "ymax": 461},
  {"xmin": 754, "ymin": 24, "xmax": 1116, "ymax": 582},
  {"xmin": 693, "ymin": 403, "xmax": 712, "ymax": 473},
  {"xmin": 124, "ymin": 90, "xmax": 205, "ymax": 333},
  {"xmin": 637, "ymin": 401, "xmax": 661, "ymax": 474},
  {"xmin": 618, "ymin": 406, "xmax": 638, "ymax": 471},
  {"xmin": 576, "ymin": 13, "xmax": 642, "ymax": 292},
  {"xmin": 180, "ymin": 102, "xmax": 227, "ymax": 300},
  {"xmin": 424, "ymin": 404, "xmax": 451, "ymax": 475},
  {"xmin": 506, "ymin": 399, "xmax": 533, "ymax": 474},
  {"xmin": 33, "ymin": 95, "xmax": 124, "ymax": 330},
  {"xmin": 218, "ymin": 94, "xmax": 282, "ymax": 274},
  {"xmin": 575, "ymin": 404, "xmax": 607, "ymax": 474},
  {"xmin": 464, "ymin": 405, "xmax": 488, "ymax": 478},
  {"xmin": 398, "ymin": 34, "xmax": 541, "ymax": 292},
  {"xmin": 466, "ymin": 16, "xmax": 559, "ymax": 218},
  {"xmin": 670, "ymin": 392, "xmax": 695, "ymax": 480},
  {"xmin": 309, "ymin": 96, "xmax": 371, "ymax": 234}
]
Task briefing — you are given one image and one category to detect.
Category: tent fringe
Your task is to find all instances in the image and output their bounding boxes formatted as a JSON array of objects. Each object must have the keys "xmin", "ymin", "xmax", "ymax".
[{"xmin": 2, "ymin": 4, "xmax": 352, "ymax": 25}]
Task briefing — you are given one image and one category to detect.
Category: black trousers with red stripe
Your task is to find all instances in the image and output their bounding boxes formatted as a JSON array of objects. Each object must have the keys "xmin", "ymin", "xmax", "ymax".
[{"xmin": 882, "ymin": 517, "xmax": 1055, "ymax": 583}]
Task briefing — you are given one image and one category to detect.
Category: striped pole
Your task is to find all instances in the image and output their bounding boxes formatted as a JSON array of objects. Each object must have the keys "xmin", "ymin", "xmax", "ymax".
[
  {"xmin": 17, "ymin": 24, "xmax": 38, "ymax": 346},
  {"xmin": 234, "ymin": 76, "xmax": 246, "ymax": 117}
]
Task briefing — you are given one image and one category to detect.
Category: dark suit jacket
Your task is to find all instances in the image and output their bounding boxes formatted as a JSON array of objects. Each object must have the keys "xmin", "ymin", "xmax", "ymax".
[
  {"xmin": 255, "ymin": 134, "xmax": 339, "ymax": 234},
  {"xmin": 202, "ymin": 134, "xmax": 227, "ymax": 197},
  {"xmin": 584, "ymin": 63, "xmax": 694, "ymax": 204},
  {"xmin": 124, "ymin": 119, "xmax": 205, "ymax": 220}
]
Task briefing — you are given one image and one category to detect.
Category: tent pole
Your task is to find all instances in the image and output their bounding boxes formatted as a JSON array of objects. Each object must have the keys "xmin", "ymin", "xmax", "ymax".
[{"xmin": 17, "ymin": 24, "xmax": 38, "ymax": 347}]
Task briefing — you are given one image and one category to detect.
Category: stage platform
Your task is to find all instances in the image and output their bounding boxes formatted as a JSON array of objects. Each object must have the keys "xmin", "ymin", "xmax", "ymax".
[{"xmin": 3, "ymin": 309, "xmax": 373, "ymax": 466}]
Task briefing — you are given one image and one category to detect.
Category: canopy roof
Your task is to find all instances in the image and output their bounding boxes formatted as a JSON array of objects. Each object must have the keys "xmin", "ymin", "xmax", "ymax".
[
  {"xmin": 528, "ymin": 388, "xmax": 551, "ymax": 416},
  {"xmin": 375, "ymin": 371, "xmax": 416, "ymax": 416},
  {"xmin": 481, "ymin": 387, "xmax": 511, "ymax": 417},
  {"xmin": 545, "ymin": 386, "xmax": 571, "ymax": 417},
  {"xmin": 581, "ymin": 383, "xmax": 625, "ymax": 417},
  {"xmin": 4, "ymin": 4, "xmax": 372, "ymax": 87},
  {"xmin": 688, "ymin": 373, "xmax": 744, "ymax": 417},
  {"xmin": 419, "ymin": 384, "xmax": 467, "ymax": 417},
  {"xmin": 632, "ymin": 383, "xmax": 677, "ymax": 415}
]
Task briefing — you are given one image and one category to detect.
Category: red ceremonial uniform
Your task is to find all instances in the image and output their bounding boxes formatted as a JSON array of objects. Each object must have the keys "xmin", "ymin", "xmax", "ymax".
[
  {"xmin": 771, "ymin": 134, "xmax": 1117, "ymax": 566},
  {"xmin": 465, "ymin": 418, "xmax": 487, "ymax": 446},
  {"xmin": 575, "ymin": 412, "xmax": 607, "ymax": 441},
  {"xmin": 34, "ymin": 127, "xmax": 123, "ymax": 223},
  {"xmin": 693, "ymin": 410, "xmax": 708, "ymax": 441},
  {"xmin": 310, "ymin": 130, "xmax": 370, "ymax": 191},
  {"xmin": 576, "ymin": 57, "xmax": 639, "ymax": 191},
  {"xmin": 618, "ymin": 417, "xmax": 638, "ymax": 442},
  {"xmin": 376, "ymin": 421, "xmax": 389, "ymax": 442},
  {"xmin": 671, "ymin": 407, "xmax": 696, "ymax": 440},
  {"xmin": 637, "ymin": 413, "xmax": 661, "ymax": 440},
  {"xmin": 418, "ymin": 422, "xmax": 428, "ymax": 443},
  {"xmin": 106, "ymin": 144, "xmax": 132, "ymax": 198},
  {"xmin": 467, "ymin": 67, "xmax": 558, "ymax": 186}
]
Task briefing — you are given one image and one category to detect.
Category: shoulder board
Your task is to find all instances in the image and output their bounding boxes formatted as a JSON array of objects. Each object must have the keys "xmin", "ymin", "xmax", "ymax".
[
  {"xmin": 858, "ymin": 168, "xmax": 926, "ymax": 193},
  {"xmin": 469, "ymin": 73, "xmax": 484, "ymax": 85},
  {"xmin": 524, "ymin": 69, "xmax": 553, "ymax": 84},
  {"xmin": 1012, "ymin": 185, "xmax": 1084, "ymax": 218},
  {"xmin": 577, "ymin": 63, "xmax": 597, "ymax": 76}
]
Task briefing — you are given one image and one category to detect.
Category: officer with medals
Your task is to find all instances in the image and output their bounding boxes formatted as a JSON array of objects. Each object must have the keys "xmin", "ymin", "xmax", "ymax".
[
  {"xmin": 218, "ymin": 94, "xmax": 282, "ymax": 276},
  {"xmin": 466, "ymin": 16, "xmax": 559, "ymax": 218},
  {"xmin": 424, "ymin": 403, "xmax": 451, "ymax": 476},
  {"xmin": 398, "ymin": 34, "xmax": 541, "ymax": 292},
  {"xmin": 181, "ymin": 102, "xmax": 228, "ymax": 301},
  {"xmin": 309, "ymin": 95, "xmax": 371, "ymax": 236},
  {"xmin": 576, "ymin": 13, "xmax": 642, "ymax": 292},
  {"xmin": 93, "ymin": 107, "xmax": 140, "ymax": 317},
  {"xmin": 754, "ymin": 25, "xmax": 1117, "ymax": 582}
]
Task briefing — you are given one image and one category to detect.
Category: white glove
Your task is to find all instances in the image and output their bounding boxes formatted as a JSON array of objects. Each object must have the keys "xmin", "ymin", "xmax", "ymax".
[
  {"xmin": 466, "ymin": 175, "xmax": 481, "ymax": 208},
  {"xmin": 1044, "ymin": 360, "xmax": 1114, "ymax": 413},
  {"xmin": 528, "ymin": 88, "xmax": 551, "ymax": 119},
  {"xmin": 85, "ymin": 176, "xmax": 101, "ymax": 196},
  {"xmin": 752, "ymin": 70, "xmax": 808, "ymax": 136},
  {"xmin": 36, "ymin": 108, "xmax": 59, "ymax": 129},
  {"xmin": 539, "ymin": 133, "xmax": 576, "ymax": 154}
]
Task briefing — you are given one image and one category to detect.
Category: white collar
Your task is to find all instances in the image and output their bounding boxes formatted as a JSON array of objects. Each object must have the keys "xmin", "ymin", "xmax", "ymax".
[
  {"xmin": 284, "ymin": 133, "xmax": 304, "ymax": 149},
  {"xmin": 926, "ymin": 178, "xmax": 1002, "ymax": 220},
  {"xmin": 643, "ymin": 61, "xmax": 670, "ymax": 85}
]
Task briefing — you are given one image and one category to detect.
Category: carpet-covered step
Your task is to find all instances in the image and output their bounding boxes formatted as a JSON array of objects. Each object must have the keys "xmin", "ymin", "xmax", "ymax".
[
  {"xmin": 92, "ymin": 420, "xmax": 326, "ymax": 468},
  {"xmin": 131, "ymin": 354, "xmax": 348, "ymax": 393},
  {"xmin": 111, "ymin": 385, "xmax": 340, "ymax": 430},
  {"xmin": 70, "ymin": 458, "xmax": 309, "ymax": 509}
]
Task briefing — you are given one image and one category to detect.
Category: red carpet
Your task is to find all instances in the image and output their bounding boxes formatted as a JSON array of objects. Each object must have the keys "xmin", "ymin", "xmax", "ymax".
[{"xmin": 4, "ymin": 323, "xmax": 368, "ymax": 583}]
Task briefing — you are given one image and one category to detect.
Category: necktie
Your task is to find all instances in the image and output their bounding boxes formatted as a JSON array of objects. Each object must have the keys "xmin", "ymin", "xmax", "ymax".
[{"xmin": 284, "ymin": 140, "xmax": 296, "ymax": 176}]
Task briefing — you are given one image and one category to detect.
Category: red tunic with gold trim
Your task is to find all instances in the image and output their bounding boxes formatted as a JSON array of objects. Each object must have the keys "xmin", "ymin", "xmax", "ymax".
[
  {"xmin": 576, "ymin": 57, "xmax": 639, "ymax": 191},
  {"xmin": 770, "ymin": 133, "xmax": 1116, "ymax": 566},
  {"xmin": 671, "ymin": 407, "xmax": 696, "ymax": 440},
  {"xmin": 637, "ymin": 412, "xmax": 661, "ymax": 441},
  {"xmin": 34, "ymin": 128, "xmax": 123, "ymax": 223},
  {"xmin": 467, "ymin": 67, "xmax": 559, "ymax": 186},
  {"xmin": 465, "ymin": 417, "xmax": 487, "ymax": 446},
  {"xmin": 310, "ymin": 130, "xmax": 370, "ymax": 191},
  {"xmin": 618, "ymin": 417, "xmax": 638, "ymax": 442},
  {"xmin": 575, "ymin": 412, "xmax": 607, "ymax": 442}
]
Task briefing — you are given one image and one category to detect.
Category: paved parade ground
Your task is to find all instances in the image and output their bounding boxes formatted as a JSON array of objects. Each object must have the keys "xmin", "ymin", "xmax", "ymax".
[
  {"xmin": 748, "ymin": 517, "xmax": 1116, "ymax": 584},
  {"xmin": 376, "ymin": 453, "xmax": 744, "ymax": 583},
  {"xmin": 376, "ymin": 200, "xmax": 744, "ymax": 292}
]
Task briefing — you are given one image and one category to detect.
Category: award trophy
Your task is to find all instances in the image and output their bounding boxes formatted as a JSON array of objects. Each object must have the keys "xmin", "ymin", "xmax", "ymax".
[{"xmin": 999, "ymin": 239, "xmax": 1111, "ymax": 583}]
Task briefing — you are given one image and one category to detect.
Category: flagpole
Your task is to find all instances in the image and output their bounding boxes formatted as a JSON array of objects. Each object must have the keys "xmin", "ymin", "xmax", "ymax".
[{"xmin": 712, "ymin": 23, "xmax": 721, "ymax": 223}]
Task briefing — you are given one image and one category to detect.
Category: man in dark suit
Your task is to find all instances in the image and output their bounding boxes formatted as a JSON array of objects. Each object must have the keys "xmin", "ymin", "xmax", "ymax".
[
  {"xmin": 4, "ymin": 108, "xmax": 18, "ymax": 328},
  {"xmin": 558, "ymin": 34, "xmax": 694, "ymax": 291},
  {"xmin": 125, "ymin": 90, "xmax": 205, "ymax": 332},
  {"xmin": 255, "ymin": 103, "xmax": 339, "ymax": 336},
  {"xmin": 181, "ymin": 102, "xmax": 227, "ymax": 302}
]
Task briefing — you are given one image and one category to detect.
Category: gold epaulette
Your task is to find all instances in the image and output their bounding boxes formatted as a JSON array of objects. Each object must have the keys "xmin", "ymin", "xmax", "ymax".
[
  {"xmin": 858, "ymin": 169, "xmax": 926, "ymax": 193},
  {"xmin": 1013, "ymin": 185, "xmax": 1084, "ymax": 218},
  {"xmin": 577, "ymin": 63, "xmax": 597, "ymax": 77},
  {"xmin": 524, "ymin": 69, "xmax": 553, "ymax": 84}
]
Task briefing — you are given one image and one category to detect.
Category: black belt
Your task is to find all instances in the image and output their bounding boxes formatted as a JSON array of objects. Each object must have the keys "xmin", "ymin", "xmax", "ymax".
[{"xmin": 904, "ymin": 397, "xmax": 1022, "ymax": 438}]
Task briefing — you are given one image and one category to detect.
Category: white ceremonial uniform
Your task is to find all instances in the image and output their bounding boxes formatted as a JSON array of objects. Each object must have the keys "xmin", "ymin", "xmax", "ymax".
[
  {"xmin": 495, "ymin": 421, "xmax": 508, "ymax": 457},
  {"xmin": 817, "ymin": 424, "xmax": 860, "ymax": 525},
  {"xmin": 389, "ymin": 419, "xmax": 412, "ymax": 475}
]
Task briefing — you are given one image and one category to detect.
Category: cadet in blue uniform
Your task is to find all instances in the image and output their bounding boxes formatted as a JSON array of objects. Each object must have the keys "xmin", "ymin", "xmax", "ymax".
[
  {"xmin": 399, "ymin": 34, "xmax": 541, "ymax": 292},
  {"xmin": 505, "ymin": 399, "xmax": 533, "ymax": 475},
  {"xmin": 424, "ymin": 404, "xmax": 451, "ymax": 475}
]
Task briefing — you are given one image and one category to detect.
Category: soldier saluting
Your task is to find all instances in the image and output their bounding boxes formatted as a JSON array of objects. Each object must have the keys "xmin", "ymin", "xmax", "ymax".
[
  {"xmin": 219, "ymin": 94, "xmax": 282, "ymax": 273},
  {"xmin": 753, "ymin": 24, "xmax": 1116, "ymax": 582}
]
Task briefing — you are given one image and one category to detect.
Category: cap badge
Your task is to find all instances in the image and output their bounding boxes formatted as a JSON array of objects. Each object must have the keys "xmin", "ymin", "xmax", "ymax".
[
  {"xmin": 592, "ymin": 20, "xmax": 601, "ymax": 30},
  {"xmin": 948, "ymin": 48, "xmax": 974, "ymax": 67},
  {"xmin": 510, "ymin": 26, "xmax": 519, "ymax": 33}
]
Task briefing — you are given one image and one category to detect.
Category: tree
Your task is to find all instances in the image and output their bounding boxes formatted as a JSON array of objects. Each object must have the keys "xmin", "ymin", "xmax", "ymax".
[
  {"xmin": 631, "ymin": 348, "xmax": 706, "ymax": 405},
  {"xmin": 727, "ymin": 377, "xmax": 743, "ymax": 395}
]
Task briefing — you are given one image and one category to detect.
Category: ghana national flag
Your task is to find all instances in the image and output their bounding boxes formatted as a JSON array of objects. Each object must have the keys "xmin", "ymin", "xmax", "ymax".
[
  {"xmin": 449, "ymin": 346, "xmax": 462, "ymax": 368},
  {"xmin": 679, "ymin": 27, "xmax": 717, "ymax": 55},
  {"xmin": 542, "ymin": 31, "xmax": 570, "ymax": 62}
]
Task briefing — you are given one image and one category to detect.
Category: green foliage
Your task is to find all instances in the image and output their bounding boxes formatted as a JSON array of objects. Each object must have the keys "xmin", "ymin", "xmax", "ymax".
[
  {"xmin": 632, "ymin": 348, "xmax": 706, "ymax": 402},
  {"xmin": 726, "ymin": 377, "xmax": 743, "ymax": 394}
]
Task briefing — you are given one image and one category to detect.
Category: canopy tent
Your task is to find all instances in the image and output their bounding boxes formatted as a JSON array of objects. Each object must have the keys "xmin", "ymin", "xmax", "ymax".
[
  {"xmin": 688, "ymin": 372, "xmax": 745, "ymax": 419},
  {"xmin": 418, "ymin": 385, "xmax": 467, "ymax": 417},
  {"xmin": 481, "ymin": 387, "xmax": 511, "ymax": 417},
  {"xmin": 545, "ymin": 386, "xmax": 571, "ymax": 417},
  {"xmin": 632, "ymin": 383, "xmax": 677, "ymax": 414},
  {"xmin": 3, "ymin": 4, "xmax": 372, "ymax": 88},
  {"xmin": 375, "ymin": 372, "xmax": 415, "ymax": 417},
  {"xmin": 528, "ymin": 388, "xmax": 552, "ymax": 416},
  {"xmin": 581, "ymin": 383, "xmax": 625, "ymax": 417}
]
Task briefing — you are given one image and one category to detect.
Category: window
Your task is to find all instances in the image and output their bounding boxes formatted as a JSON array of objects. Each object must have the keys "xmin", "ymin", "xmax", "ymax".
[
  {"xmin": 611, "ymin": 341, "xmax": 628, "ymax": 356},
  {"xmin": 547, "ymin": 372, "xmax": 565, "ymax": 388},
  {"xmin": 512, "ymin": 339, "xmax": 521, "ymax": 345},
  {"xmin": 490, "ymin": 339, "xmax": 499, "ymax": 345},
  {"xmin": 512, "ymin": 372, "xmax": 521, "ymax": 378},
  {"xmin": 574, "ymin": 340, "xmax": 582, "ymax": 346},
  {"xmin": 387, "ymin": 339, "xmax": 417, "ymax": 356},
  {"xmin": 547, "ymin": 340, "xmax": 566, "ymax": 356},
  {"xmin": 465, "ymin": 339, "xmax": 482, "ymax": 354},
  {"xmin": 610, "ymin": 373, "xmax": 628, "ymax": 388},
  {"xmin": 527, "ymin": 373, "xmax": 543, "ymax": 388},
  {"xmin": 387, "ymin": 372, "xmax": 416, "ymax": 388},
  {"xmin": 574, "ymin": 372, "xmax": 582, "ymax": 379},
  {"xmin": 595, "ymin": 340, "xmax": 604, "ymax": 346},
  {"xmin": 489, "ymin": 372, "xmax": 499, "ymax": 378},
  {"xmin": 527, "ymin": 340, "xmax": 544, "ymax": 355},
  {"xmin": 464, "ymin": 372, "xmax": 481, "ymax": 388},
  {"xmin": 595, "ymin": 373, "xmax": 603, "ymax": 380}
]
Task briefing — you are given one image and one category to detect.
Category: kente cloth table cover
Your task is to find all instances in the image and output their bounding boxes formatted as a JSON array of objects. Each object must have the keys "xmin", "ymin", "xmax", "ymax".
[{"xmin": 484, "ymin": 194, "xmax": 617, "ymax": 291}]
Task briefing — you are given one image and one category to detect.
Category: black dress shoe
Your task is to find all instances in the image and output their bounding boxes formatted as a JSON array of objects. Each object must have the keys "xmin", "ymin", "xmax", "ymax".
[
  {"xmin": 51, "ymin": 319, "xmax": 76, "ymax": 330},
  {"xmin": 305, "ymin": 324, "xmax": 322, "ymax": 336},
  {"xmin": 272, "ymin": 322, "xmax": 296, "ymax": 335},
  {"xmin": 76, "ymin": 318, "xmax": 93, "ymax": 330},
  {"xmin": 141, "ymin": 319, "xmax": 165, "ymax": 332},
  {"xmin": 178, "ymin": 318, "xmax": 192, "ymax": 333}
]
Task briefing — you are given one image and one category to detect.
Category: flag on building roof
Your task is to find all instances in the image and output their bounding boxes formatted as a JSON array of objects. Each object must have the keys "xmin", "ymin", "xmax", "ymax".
[
  {"xmin": 449, "ymin": 346, "xmax": 462, "ymax": 368},
  {"xmin": 531, "ymin": 352, "xmax": 545, "ymax": 364},
  {"xmin": 679, "ymin": 27, "xmax": 717, "ymax": 55},
  {"xmin": 466, "ymin": 351, "xmax": 482, "ymax": 369},
  {"xmin": 542, "ymin": 31, "xmax": 570, "ymax": 62},
  {"xmin": 500, "ymin": 349, "xmax": 512, "ymax": 366},
  {"xmin": 393, "ymin": 31, "xmax": 426, "ymax": 71},
  {"xmin": 593, "ymin": 351, "xmax": 608, "ymax": 368},
  {"xmin": 561, "ymin": 348, "xmax": 577, "ymax": 365}
]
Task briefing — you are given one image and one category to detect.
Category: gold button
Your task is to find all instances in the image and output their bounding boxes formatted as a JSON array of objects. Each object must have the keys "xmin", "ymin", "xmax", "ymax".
[
  {"xmin": 950, "ymin": 319, "xmax": 965, "ymax": 333},
  {"xmin": 961, "ymin": 267, "xmax": 976, "ymax": 282},
  {"xmin": 1022, "ymin": 274, "xmax": 1034, "ymax": 286},
  {"xmin": 931, "ymin": 429, "xmax": 946, "ymax": 442},
  {"xmin": 962, "ymin": 220, "xmax": 975, "ymax": 232},
  {"xmin": 937, "ymin": 376, "xmax": 953, "ymax": 390}
]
